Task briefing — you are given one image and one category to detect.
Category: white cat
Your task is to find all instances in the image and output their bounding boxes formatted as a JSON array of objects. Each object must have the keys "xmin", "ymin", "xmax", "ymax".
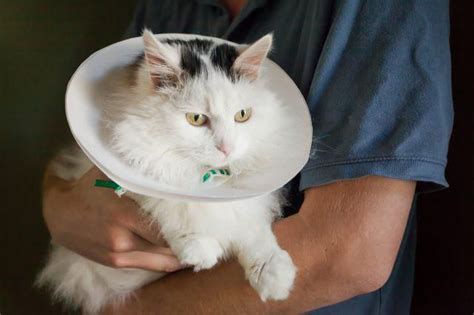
[{"xmin": 37, "ymin": 30, "xmax": 297, "ymax": 314}]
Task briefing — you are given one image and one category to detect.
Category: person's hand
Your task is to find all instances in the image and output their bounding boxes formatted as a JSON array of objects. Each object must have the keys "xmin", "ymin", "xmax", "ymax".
[{"xmin": 42, "ymin": 166, "xmax": 184, "ymax": 272}]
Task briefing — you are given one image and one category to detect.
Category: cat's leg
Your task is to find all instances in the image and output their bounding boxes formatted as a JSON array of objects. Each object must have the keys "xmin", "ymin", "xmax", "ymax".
[
  {"xmin": 36, "ymin": 245, "xmax": 163, "ymax": 314},
  {"xmin": 167, "ymin": 233, "xmax": 225, "ymax": 272},
  {"xmin": 236, "ymin": 228, "xmax": 297, "ymax": 301}
]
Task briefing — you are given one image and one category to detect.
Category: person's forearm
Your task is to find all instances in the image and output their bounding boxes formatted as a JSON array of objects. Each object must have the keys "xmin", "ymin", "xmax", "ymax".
[
  {"xmin": 102, "ymin": 176, "xmax": 415, "ymax": 314},
  {"xmin": 102, "ymin": 211, "xmax": 366, "ymax": 314},
  {"xmin": 104, "ymin": 214, "xmax": 332, "ymax": 314}
]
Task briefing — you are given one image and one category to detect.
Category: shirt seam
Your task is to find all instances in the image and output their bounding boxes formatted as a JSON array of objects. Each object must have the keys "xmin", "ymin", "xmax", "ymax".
[{"xmin": 302, "ymin": 156, "xmax": 447, "ymax": 170}]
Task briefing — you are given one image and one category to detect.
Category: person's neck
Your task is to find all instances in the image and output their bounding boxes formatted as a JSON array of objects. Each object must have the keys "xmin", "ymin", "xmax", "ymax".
[{"xmin": 219, "ymin": 0, "xmax": 247, "ymax": 20}]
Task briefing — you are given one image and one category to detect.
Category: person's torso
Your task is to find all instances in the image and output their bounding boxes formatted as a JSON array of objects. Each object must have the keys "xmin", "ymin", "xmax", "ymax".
[{"xmin": 128, "ymin": 1, "xmax": 416, "ymax": 313}]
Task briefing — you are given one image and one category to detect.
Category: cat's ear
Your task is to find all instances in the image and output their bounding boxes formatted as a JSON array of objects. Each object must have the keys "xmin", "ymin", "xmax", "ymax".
[
  {"xmin": 142, "ymin": 29, "xmax": 182, "ymax": 88},
  {"xmin": 233, "ymin": 34, "xmax": 272, "ymax": 81}
]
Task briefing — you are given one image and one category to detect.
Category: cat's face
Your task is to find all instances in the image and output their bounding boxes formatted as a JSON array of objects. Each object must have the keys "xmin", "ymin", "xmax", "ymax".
[
  {"xmin": 150, "ymin": 69, "xmax": 282, "ymax": 169},
  {"xmin": 109, "ymin": 31, "xmax": 284, "ymax": 183}
]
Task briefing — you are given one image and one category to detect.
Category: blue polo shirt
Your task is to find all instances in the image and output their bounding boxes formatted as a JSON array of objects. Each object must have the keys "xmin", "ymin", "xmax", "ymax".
[{"xmin": 125, "ymin": 1, "xmax": 453, "ymax": 313}]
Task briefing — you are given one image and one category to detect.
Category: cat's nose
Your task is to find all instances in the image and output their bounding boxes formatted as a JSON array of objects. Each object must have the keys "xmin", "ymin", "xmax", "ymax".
[{"xmin": 216, "ymin": 143, "xmax": 232, "ymax": 156}]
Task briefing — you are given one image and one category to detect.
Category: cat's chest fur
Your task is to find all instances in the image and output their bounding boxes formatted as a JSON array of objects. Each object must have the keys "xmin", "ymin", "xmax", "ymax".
[{"xmin": 131, "ymin": 192, "xmax": 281, "ymax": 249}]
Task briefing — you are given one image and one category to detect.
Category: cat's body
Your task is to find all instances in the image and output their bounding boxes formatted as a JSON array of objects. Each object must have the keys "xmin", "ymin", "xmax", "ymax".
[{"xmin": 38, "ymin": 31, "xmax": 297, "ymax": 314}]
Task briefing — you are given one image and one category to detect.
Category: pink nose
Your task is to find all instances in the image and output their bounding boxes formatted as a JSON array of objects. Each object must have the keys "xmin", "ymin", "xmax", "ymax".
[{"xmin": 217, "ymin": 143, "xmax": 232, "ymax": 156}]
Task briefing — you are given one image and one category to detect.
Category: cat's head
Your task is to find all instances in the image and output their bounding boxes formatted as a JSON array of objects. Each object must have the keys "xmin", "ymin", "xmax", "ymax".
[{"xmin": 107, "ymin": 30, "xmax": 288, "ymax": 186}]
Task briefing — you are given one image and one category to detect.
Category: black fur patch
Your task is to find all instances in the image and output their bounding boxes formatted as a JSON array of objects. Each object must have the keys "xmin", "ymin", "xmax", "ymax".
[
  {"xmin": 142, "ymin": 38, "xmax": 241, "ymax": 81},
  {"xmin": 164, "ymin": 39, "xmax": 240, "ymax": 80},
  {"xmin": 164, "ymin": 39, "xmax": 214, "ymax": 78},
  {"xmin": 180, "ymin": 48, "xmax": 206, "ymax": 78},
  {"xmin": 210, "ymin": 44, "xmax": 240, "ymax": 80}
]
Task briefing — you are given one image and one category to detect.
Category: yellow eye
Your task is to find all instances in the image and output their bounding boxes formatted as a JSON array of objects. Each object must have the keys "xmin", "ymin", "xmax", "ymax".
[
  {"xmin": 186, "ymin": 113, "xmax": 208, "ymax": 126},
  {"xmin": 234, "ymin": 108, "xmax": 252, "ymax": 122}
]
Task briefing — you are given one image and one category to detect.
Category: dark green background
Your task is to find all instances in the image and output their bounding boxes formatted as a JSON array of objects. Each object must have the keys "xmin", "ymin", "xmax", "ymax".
[{"xmin": 0, "ymin": 1, "xmax": 135, "ymax": 313}]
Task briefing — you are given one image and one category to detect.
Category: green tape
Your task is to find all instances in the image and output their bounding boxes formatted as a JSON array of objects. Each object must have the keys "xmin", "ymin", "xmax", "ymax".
[
  {"xmin": 94, "ymin": 179, "xmax": 121, "ymax": 190},
  {"xmin": 202, "ymin": 168, "xmax": 231, "ymax": 184},
  {"xmin": 202, "ymin": 172, "xmax": 211, "ymax": 183},
  {"xmin": 94, "ymin": 180, "xmax": 126, "ymax": 196}
]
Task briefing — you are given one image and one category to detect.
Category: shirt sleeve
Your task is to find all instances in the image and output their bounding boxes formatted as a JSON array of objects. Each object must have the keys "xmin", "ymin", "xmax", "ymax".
[{"xmin": 299, "ymin": 0, "xmax": 453, "ymax": 193}]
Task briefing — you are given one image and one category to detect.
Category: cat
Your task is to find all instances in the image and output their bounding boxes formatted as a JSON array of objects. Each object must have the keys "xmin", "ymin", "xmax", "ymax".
[{"xmin": 37, "ymin": 30, "xmax": 297, "ymax": 314}]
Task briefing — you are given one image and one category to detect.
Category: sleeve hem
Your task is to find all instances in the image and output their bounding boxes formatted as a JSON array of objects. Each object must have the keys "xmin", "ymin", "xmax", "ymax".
[{"xmin": 299, "ymin": 157, "xmax": 448, "ymax": 193}]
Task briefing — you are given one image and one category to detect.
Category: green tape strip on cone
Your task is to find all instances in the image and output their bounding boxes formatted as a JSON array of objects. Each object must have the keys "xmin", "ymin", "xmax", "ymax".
[{"xmin": 202, "ymin": 168, "xmax": 231, "ymax": 183}]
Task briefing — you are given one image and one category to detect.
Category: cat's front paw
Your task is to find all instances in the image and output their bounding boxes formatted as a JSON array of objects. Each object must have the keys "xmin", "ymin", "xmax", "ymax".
[
  {"xmin": 177, "ymin": 237, "xmax": 223, "ymax": 272},
  {"xmin": 247, "ymin": 249, "xmax": 296, "ymax": 301}
]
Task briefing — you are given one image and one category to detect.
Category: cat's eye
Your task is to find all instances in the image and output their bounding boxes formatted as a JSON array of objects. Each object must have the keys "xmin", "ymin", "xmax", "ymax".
[
  {"xmin": 186, "ymin": 113, "xmax": 208, "ymax": 126},
  {"xmin": 234, "ymin": 108, "xmax": 252, "ymax": 123}
]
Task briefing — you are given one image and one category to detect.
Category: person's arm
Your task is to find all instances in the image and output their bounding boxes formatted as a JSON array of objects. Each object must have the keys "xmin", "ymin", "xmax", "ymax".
[
  {"xmin": 42, "ymin": 164, "xmax": 184, "ymax": 272},
  {"xmin": 102, "ymin": 176, "xmax": 415, "ymax": 314}
]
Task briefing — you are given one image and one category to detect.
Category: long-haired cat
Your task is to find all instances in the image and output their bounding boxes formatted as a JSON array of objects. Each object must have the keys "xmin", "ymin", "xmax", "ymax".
[{"xmin": 37, "ymin": 30, "xmax": 297, "ymax": 314}]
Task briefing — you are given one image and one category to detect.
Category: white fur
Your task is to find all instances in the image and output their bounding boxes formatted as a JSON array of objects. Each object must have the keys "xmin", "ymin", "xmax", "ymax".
[{"xmin": 37, "ymin": 32, "xmax": 296, "ymax": 314}]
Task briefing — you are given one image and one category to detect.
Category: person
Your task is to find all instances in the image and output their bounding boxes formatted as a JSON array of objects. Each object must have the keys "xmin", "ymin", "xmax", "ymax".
[{"xmin": 41, "ymin": 0, "xmax": 453, "ymax": 314}]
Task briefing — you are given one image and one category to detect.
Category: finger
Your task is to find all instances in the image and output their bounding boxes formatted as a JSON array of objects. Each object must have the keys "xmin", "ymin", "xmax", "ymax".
[
  {"xmin": 147, "ymin": 246, "xmax": 174, "ymax": 256},
  {"xmin": 131, "ymin": 223, "xmax": 163, "ymax": 245},
  {"xmin": 123, "ymin": 234, "xmax": 175, "ymax": 256},
  {"xmin": 62, "ymin": 240, "xmax": 122, "ymax": 268},
  {"xmin": 109, "ymin": 251, "xmax": 185, "ymax": 272},
  {"xmin": 70, "ymin": 239, "xmax": 165, "ymax": 269},
  {"xmin": 100, "ymin": 228, "xmax": 155, "ymax": 253},
  {"xmin": 100, "ymin": 228, "xmax": 175, "ymax": 256},
  {"xmin": 133, "ymin": 242, "xmax": 175, "ymax": 256},
  {"xmin": 119, "ymin": 233, "xmax": 174, "ymax": 256},
  {"xmin": 121, "ymin": 211, "xmax": 167, "ymax": 246}
]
